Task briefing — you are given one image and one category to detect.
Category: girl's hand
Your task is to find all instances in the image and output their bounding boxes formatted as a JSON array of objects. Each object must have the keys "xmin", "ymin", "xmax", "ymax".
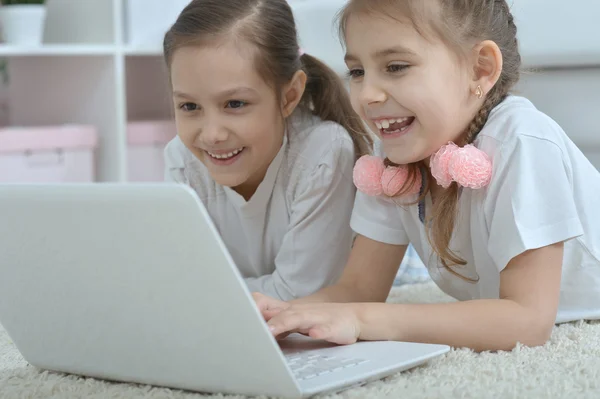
[
  {"xmin": 264, "ymin": 303, "xmax": 363, "ymax": 345},
  {"xmin": 252, "ymin": 292, "xmax": 291, "ymax": 321}
]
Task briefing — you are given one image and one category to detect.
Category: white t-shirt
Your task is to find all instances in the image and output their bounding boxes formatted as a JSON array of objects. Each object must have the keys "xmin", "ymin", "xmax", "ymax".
[
  {"xmin": 351, "ymin": 96, "xmax": 600, "ymax": 323},
  {"xmin": 164, "ymin": 108, "xmax": 356, "ymax": 301}
]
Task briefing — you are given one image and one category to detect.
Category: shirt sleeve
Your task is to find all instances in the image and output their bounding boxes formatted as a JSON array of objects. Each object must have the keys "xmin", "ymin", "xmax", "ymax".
[
  {"xmin": 485, "ymin": 135, "xmax": 584, "ymax": 272},
  {"xmin": 350, "ymin": 191, "xmax": 410, "ymax": 245},
  {"xmin": 163, "ymin": 137, "xmax": 187, "ymax": 183},
  {"xmin": 244, "ymin": 138, "xmax": 356, "ymax": 301}
]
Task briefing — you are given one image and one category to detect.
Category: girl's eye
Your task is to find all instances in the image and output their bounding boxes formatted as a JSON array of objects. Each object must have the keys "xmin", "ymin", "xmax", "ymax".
[
  {"xmin": 387, "ymin": 64, "xmax": 409, "ymax": 73},
  {"xmin": 179, "ymin": 103, "xmax": 198, "ymax": 112},
  {"xmin": 346, "ymin": 68, "xmax": 365, "ymax": 79},
  {"xmin": 226, "ymin": 100, "xmax": 247, "ymax": 109}
]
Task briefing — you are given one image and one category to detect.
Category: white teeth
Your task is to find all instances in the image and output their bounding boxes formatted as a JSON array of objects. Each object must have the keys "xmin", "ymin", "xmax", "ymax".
[
  {"xmin": 208, "ymin": 147, "xmax": 243, "ymax": 159},
  {"xmin": 374, "ymin": 117, "xmax": 413, "ymax": 130}
]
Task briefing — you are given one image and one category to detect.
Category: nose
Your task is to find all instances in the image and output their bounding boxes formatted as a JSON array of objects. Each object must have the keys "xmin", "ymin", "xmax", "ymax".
[
  {"xmin": 358, "ymin": 76, "xmax": 387, "ymax": 106},
  {"xmin": 198, "ymin": 116, "xmax": 229, "ymax": 146}
]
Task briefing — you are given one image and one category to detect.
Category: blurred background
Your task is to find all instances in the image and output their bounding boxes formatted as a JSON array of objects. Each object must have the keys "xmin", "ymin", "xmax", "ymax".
[{"xmin": 0, "ymin": 0, "xmax": 597, "ymax": 185}]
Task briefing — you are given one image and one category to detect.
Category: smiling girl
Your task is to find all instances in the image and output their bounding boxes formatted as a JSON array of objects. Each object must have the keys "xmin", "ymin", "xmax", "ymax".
[
  {"xmin": 163, "ymin": 0, "xmax": 372, "ymax": 300},
  {"xmin": 256, "ymin": 0, "xmax": 600, "ymax": 352}
]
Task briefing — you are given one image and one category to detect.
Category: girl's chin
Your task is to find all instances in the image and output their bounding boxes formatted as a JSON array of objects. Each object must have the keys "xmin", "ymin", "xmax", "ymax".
[
  {"xmin": 209, "ymin": 173, "xmax": 249, "ymax": 189},
  {"xmin": 385, "ymin": 153, "xmax": 423, "ymax": 166},
  {"xmin": 384, "ymin": 142, "xmax": 433, "ymax": 166}
]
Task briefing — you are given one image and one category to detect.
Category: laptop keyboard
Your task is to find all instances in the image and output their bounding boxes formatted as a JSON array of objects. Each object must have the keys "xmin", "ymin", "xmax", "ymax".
[{"xmin": 285, "ymin": 353, "xmax": 369, "ymax": 381}]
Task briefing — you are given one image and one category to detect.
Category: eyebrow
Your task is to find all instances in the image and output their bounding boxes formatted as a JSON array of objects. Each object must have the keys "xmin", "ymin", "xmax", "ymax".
[
  {"xmin": 344, "ymin": 46, "xmax": 416, "ymax": 63},
  {"xmin": 173, "ymin": 86, "xmax": 258, "ymax": 99}
]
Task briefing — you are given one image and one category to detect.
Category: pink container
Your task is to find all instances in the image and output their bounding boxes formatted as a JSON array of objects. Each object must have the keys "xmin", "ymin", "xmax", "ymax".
[
  {"xmin": 0, "ymin": 125, "xmax": 98, "ymax": 183},
  {"xmin": 127, "ymin": 120, "xmax": 177, "ymax": 182}
]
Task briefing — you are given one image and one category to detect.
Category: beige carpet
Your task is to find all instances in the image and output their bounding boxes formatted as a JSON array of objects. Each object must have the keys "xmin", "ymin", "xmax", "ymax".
[{"xmin": 2, "ymin": 282, "xmax": 600, "ymax": 399}]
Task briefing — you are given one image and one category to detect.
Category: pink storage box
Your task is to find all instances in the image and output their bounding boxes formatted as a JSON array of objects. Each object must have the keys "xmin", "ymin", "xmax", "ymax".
[
  {"xmin": 127, "ymin": 120, "xmax": 177, "ymax": 182},
  {"xmin": 0, "ymin": 125, "xmax": 98, "ymax": 183}
]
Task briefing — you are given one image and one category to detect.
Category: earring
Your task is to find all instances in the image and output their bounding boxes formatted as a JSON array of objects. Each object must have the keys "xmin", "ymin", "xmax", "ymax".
[{"xmin": 475, "ymin": 85, "xmax": 483, "ymax": 99}]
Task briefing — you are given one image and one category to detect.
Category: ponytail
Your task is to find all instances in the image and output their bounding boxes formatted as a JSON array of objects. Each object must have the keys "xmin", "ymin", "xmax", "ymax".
[{"xmin": 299, "ymin": 53, "xmax": 373, "ymax": 158}]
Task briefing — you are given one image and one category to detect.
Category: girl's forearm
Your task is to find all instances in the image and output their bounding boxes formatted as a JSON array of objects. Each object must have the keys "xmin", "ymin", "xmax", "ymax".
[
  {"xmin": 291, "ymin": 283, "xmax": 376, "ymax": 305},
  {"xmin": 291, "ymin": 236, "xmax": 406, "ymax": 305},
  {"xmin": 355, "ymin": 300, "xmax": 554, "ymax": 352}
]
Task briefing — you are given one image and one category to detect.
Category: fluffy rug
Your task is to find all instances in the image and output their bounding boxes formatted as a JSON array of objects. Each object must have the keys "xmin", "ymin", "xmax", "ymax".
[{"xmin": 2, "ymin": 282, "xmax": 599, "ymax": 399}]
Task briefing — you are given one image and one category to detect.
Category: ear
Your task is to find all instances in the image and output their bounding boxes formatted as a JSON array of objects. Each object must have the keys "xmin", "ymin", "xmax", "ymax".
[
  {"xmin": 471, "ymin": 40, "xmax": 503, "ymax": 97},
  {"xmin": 281, "ymin": 70, "xmax": 307, "ymax": 118}
]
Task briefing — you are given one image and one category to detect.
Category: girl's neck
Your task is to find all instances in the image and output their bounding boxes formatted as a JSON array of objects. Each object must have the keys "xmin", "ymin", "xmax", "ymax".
[
  {"xmin": 233, "ymin": 179, "xmax": 262, "ymax": 202},
  {"xmin": 232, "ymin": 158, "xmax": 272, "ymax": 202},
  {"xmin": 421, "ymin": 159, "xmax": 443, "ymax": 205},
  {"xmin": 429, "ymin": 179, "xmax": 443, "ymax": 205}
]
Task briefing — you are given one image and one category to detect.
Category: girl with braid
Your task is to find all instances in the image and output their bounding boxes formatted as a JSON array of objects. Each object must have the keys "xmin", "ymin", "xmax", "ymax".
[{"xmin": 254, "ymin": 0, "xmax": 600, "ymax": 352}]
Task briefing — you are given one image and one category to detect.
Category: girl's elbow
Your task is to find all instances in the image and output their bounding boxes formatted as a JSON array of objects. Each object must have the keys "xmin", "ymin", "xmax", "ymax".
[
  {"xmin": 517, "ymin": 317, "xmax": 554, "ymax": 348},
  {"xmin": 518, "ymin": 332, "xmax": 551, "ymax": 348},
  {"xmin": 489, "ymin": 314, "xmax": 554, "ymax": 351},
  {"xmin": 485, "ymin": 327, "xmax": 551, "ymax": 353},
  {"xmin": 531, "ymin": 321, "xmax": 554, "ymax": 346}
]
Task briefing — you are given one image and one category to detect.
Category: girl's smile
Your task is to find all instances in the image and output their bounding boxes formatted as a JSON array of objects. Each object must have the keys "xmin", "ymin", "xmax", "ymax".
[
  {"xmin": 205, "ymin": 147, "xmax": 246, "ymax": 166},
  {"xmin": 372, "ymin": 116, "xmax": 416, "ymax": 139}
]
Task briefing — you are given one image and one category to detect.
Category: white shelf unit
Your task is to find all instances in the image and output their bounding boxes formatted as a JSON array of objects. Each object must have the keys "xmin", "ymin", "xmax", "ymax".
[
  {"xmin": 1, "ymin": 0, "xmax": 599, "ymax": 183},
  {"xmin": 0, "ymin": 0, "xmax": 175, "ymax": 183}
]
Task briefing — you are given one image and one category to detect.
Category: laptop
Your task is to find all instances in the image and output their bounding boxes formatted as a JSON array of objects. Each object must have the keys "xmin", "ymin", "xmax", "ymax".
[{"xmin": 0, "ymin": 183, "xmax": 449, "ymax": 398}]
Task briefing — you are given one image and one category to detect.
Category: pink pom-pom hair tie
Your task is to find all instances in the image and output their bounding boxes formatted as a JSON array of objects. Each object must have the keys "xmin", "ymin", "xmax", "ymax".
[
  {"xmin": 353, "ymin": 156, "xmax": 422, "ymax": 197},
  {"xmin": 430, "ymin": 142, "xmax": 492, "ymax": 189},
  {"xmin": 353, "ymin": 142, "xmax": 492, "ymax": 197},
  {"xmin": 352, "ymin": 156, "xmax": 386, "ymax": 196}
]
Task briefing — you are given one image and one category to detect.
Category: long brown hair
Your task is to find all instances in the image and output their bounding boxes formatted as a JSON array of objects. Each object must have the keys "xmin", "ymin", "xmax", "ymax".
[
  {"xmin": 163, "ymin": 0, "xmax": 372, "ymax": 158},
  {"xmin": 339, "ymin": 0, "xmax": 522, "ymax": 277}
]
